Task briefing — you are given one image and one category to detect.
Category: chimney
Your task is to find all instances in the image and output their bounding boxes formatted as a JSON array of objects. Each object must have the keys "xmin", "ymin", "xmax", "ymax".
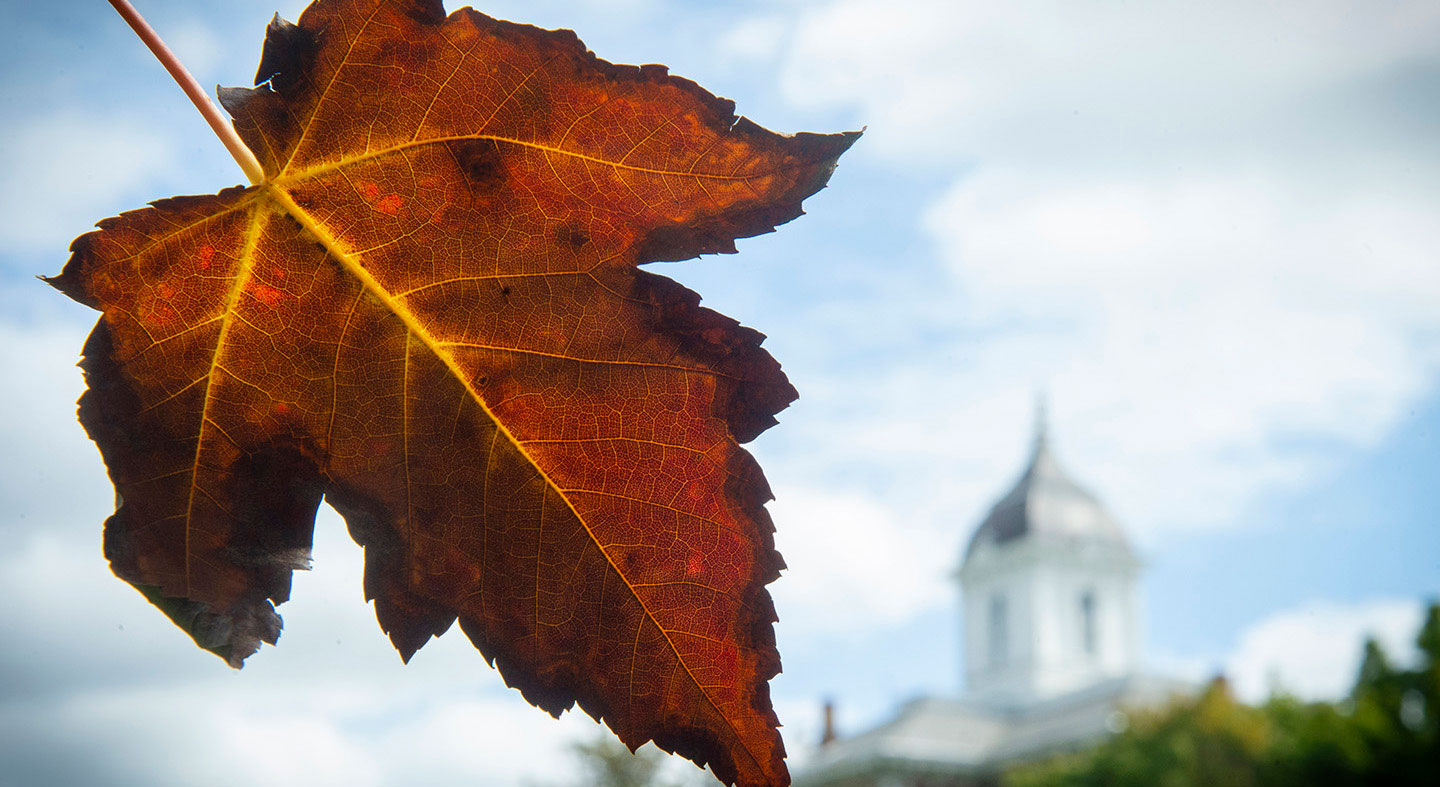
[{"xmin": 820, "ymin": 697, "xmax": 838, "ymax": 746}]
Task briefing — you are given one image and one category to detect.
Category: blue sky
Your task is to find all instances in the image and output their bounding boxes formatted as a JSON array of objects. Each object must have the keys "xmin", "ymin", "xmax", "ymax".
[{"xmin": 1, "ymin": 0, "xmax": 1437, "ymax": 784}]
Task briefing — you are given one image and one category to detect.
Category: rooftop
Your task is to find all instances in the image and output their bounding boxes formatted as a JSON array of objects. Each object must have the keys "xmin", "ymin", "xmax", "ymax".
[{"xmin": 961, "ymin": 402, "xmax": 1132, "ymax": 566}]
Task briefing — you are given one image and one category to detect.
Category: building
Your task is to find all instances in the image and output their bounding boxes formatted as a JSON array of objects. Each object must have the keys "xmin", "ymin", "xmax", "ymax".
[{"xmin": 796, "ymin": 407, "xmax": 1187, "ymax": 787}]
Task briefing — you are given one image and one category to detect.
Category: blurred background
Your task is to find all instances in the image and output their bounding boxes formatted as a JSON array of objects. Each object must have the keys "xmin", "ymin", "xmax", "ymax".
[{"xmin": 0, "ymin": 0, "xmax": 1435, "ymax": 784}]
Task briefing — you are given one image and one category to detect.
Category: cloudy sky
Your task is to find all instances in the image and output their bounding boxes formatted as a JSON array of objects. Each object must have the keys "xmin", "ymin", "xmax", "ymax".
[{"xmin": 1, "ymin": 0, "xmax": 1437, "ymax": 784}]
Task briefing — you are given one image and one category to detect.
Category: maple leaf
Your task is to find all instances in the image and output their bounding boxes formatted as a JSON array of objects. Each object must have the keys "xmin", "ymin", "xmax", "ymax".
[{"xmin": 47, "ymin": 1, "xmax": 856, "ymax": 785}]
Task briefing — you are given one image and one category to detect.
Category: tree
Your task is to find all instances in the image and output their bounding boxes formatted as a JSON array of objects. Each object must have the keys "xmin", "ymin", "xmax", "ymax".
[
  {"xmin": 1004, "ymin": 678, "xmax": 1271, "ymax": 787},
  {"xmin": 571, "ymin": 736, "xmax": 675, "ymax": 787},
  {"xmin": 1004, "ymin": 601, "xmax": 1440, "ymax": 787},
  {"xmin": 550, "ymin": 734, "xmax": 722, "ymax": 787}
]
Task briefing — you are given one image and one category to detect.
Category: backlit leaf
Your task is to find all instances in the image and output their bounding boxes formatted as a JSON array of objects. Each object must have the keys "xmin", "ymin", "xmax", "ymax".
[{"xmin": 48, "ymin": 2, "xmax": 856, "ymax": 785}]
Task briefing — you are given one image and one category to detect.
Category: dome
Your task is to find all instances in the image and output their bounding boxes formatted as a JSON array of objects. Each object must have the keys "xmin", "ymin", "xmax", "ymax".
[{"xmin": 961, "ymin": 406, "xmax": 1132, "ymax": 565}]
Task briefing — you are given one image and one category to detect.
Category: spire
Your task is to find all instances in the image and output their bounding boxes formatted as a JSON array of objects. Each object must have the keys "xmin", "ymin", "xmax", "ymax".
[
  {"xmin": 962, "ymin": 391, "xmax": 1135, "ymax": 564},
  {"xmin": 1031, "ymin": 390, "xmax": 1050, "ymax": 456}
]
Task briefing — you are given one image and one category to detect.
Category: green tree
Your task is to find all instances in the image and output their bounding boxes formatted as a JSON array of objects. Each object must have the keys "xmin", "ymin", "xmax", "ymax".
[
  {"xmin": 1004, "ymin": 678, "xmax": 1271, "ymax": 787},
  {"xmin": 1414, "ymin": 603, "xmax": 1440, "ymax": 741},
  {"xmin": 1005, "ymin": 601, "xmax": 1440, "ymax": 787},
  {"xmin": 556, "ymin": 734, "xmax": 721, "ymax": 787},
  {"xmin": 1261, "ymin": 692, "xmax": 1370, "ymax": 787}
]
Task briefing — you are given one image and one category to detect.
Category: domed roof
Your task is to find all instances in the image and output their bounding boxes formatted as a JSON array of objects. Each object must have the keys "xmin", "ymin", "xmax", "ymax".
[{"xmin": 962, "ymin": 404, "xmax": 1132, "ymax": 565}]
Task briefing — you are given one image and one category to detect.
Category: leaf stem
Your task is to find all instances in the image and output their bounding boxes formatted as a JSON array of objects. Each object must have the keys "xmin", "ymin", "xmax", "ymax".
[{"xmin": 108, "ymin": 0, "xmax": 266, "ymax": 185}]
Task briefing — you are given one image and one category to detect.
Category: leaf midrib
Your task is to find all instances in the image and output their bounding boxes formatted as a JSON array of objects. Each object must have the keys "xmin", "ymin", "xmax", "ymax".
[{"xmin": 253, "ymin": 182, "xmax": 766, "ymax": 778}]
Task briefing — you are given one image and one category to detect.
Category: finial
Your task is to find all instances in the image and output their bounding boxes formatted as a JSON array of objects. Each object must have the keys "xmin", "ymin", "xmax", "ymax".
[{"xmin": 1033, "ymin": 390, "xmax": 1049, "ymax": 453}]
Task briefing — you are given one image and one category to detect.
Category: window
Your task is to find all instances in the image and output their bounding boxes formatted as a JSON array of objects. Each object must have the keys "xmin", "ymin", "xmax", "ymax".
[
  {"xmin": 1080, "ymin": 590, "xmax": 1097, "ymax": 656},
  {"xmin": 988, "ymin": 593, "xmax": 1008, "ymax": 668}
]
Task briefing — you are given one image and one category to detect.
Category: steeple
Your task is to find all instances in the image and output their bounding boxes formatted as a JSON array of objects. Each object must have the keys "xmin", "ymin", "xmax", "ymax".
[
  {"xmin": 957, "ymin": 403, "xmax": 1142, "ymax": 708},
  {"xmin": 1032, "ymin": 392, "xmax": 1049, "ymax": 456},
  {"xmin": 961, "ymin": 401, "xmax": 1131, "ymax": 562}
]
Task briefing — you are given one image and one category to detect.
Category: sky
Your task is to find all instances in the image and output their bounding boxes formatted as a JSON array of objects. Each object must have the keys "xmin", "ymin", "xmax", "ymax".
[{"xmin": 0, "ymin": 0, "xmax": 1437, "ymax": 784}]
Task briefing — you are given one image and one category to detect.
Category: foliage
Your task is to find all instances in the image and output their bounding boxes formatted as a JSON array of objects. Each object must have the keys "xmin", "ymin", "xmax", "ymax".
[
  {"xmin": 572, "ymin": 736, "xmax": 678, "ymax": 787},
  {"xmin": 562, "ymin": 735, "xmax": 699, "ymax": 787},
  {"xmin": 529, "ymin": 733, "xmax": 725, "ymax": 787},
  {"xmin": 52, "ymin": 1, "xmax": 855, "ymax": 785},
  {"xmin": 1004, "ymin": 602, "xmax": 1440, "ymax": 787}
]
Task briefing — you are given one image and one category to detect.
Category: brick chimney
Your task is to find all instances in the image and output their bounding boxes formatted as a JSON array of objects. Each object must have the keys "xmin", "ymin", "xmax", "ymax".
[{"xmin": 820, "ymin": 698, "xmax": 838, "ymax": 746}]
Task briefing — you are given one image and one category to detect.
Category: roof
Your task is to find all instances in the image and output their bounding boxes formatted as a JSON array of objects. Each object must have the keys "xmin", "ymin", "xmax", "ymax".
[
  {"xmin": 794, "ymin": 674, "xmax": 1192, "ymax": 786},
  {"xmin": 961, "ymin": 403, "xmax": 1132, "ymax": 565}
]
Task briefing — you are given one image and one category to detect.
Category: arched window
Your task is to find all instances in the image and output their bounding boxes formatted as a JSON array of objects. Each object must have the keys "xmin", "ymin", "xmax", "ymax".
[
  {"xmin": 988, "ymin": 593, "xmax": 1008, "ymax": 668},
  {"xmin": 1080, "ymin": 590, "xmax": 1097, "ymax": 656}
]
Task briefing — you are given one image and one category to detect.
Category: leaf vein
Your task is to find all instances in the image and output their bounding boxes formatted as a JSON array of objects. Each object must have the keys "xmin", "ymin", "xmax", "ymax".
[{"xmin": 263, "ymin": 184, "xmax": 763, "ymax": 775}]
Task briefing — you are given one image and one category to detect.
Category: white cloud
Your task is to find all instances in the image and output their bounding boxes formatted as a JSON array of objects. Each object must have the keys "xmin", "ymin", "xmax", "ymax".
[
  {"xmin": 0, "ymin": 318, "xmax": 113, "ymax": 528},
  {"xmin": 0, "ymin": 678, "xmax": 600, "ymax": 787},
  {"xmin": 0, "ymin": 111, "xmax": 177, "ymax": 257},
  {"xmin": 769, "ymin": 486, "xmax": 954, "ymax": 633},
  {"xmin": 1225, "ymin": 598, "xmax": 1426, "ymax": 703},
  {"xmin": 164, "ymin": 18, "xmax": 227, "ymax": 79},
  {"xmin": 47, "ymin": 686, "xmax": 382, "ymax": 787},
  {"xmin": 0, "ymin": 497, "xmax": 607, "ymax": 786},
  {"xmin": 780, "ymin": 0, "xmax": 1440, "ymax": 163},
  {"xmin": 756, "ymin": 0, "xmax": 1440, "ymax": 544},
  {"xmin": 920, "ymin": 168, "xmax": 1437, "ymax": 530},
  {"xmin": 717, "ymin": 16, "xmax": 789, "ymax": 63}
]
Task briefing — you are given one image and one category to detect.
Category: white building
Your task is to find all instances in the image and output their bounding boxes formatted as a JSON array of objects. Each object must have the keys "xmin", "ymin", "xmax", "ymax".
[
  {"xmin": 959, "ymin": 406, "xmax": 1141, "ymax": 708},
  {"xmin": 797, "ymin": 408, "xmax": 1186, "ymax": 787}
]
